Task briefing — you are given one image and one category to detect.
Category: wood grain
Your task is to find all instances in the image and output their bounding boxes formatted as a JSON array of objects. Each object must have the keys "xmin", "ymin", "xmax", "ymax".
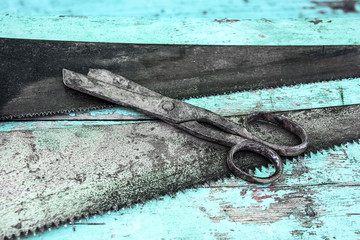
[
  {"xmin": 1, "ymin": 15, "xmax": 360, "ymax": 45},
  {"xmin": 2, "ymin": 0, "xmax": 359, "ymax": 19}
]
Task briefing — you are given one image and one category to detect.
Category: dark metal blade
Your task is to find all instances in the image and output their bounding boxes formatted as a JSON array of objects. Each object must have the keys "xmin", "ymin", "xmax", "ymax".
[{"xmin": 1, "ymin": 38, "xmax": 360, "ymax": 119}]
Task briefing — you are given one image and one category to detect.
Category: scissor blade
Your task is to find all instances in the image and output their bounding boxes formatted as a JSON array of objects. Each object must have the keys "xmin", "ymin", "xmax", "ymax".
[
  {"xmin": 87, "ymin": 69, "xmax": 163, "ymax": 98},
  {"xmin": 63, "ymin": 69, "xmax": 201, "ymax": 124}
]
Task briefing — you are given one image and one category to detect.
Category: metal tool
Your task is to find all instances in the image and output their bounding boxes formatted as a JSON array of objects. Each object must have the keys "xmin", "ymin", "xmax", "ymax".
[
  {"xmin": 2, "ymin": 103, "xmax": 360, "ymax": 239},
  {"xmin": 2, "ymin": 39, "xmax": 360, "ymax": 121},
  {"xmin": 63, "ymin": 69, "xmax": 308, "ymax": 184}
]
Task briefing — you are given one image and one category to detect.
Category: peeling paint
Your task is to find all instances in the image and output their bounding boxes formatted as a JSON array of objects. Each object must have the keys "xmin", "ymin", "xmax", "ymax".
[
  {"xmin": 311, "ymin": 0, "xmax": 358, "ymax": 13},
  {"xmin": 214, "ymin": 18, "xmax": 240, "ymax": 23},
  {"xmin": 1, "ymin": 15, "xmax": 360, "ymax": 45},
  {"xmin": 309, "ymin": 19, "xmax": 323, "ymax": 24}
]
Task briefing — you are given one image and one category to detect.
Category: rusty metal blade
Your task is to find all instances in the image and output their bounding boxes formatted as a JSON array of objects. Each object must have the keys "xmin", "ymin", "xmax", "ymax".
[{"xmin": 1, "ymin": 104, "xmax": 360, "ymax": 238}]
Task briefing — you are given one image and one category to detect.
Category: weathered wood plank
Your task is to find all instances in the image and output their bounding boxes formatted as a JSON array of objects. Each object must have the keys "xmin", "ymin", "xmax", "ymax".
[
  {"xmin": 1, "ymin": 15, "xmax": 360, "ymax": 45},
  {"xmin": 24, "ymin": 138, "xmax": 360, "ymax": 240},
  {"xmin": 2, "ymin": 0, "xmax": 359, "ymax": 19}
]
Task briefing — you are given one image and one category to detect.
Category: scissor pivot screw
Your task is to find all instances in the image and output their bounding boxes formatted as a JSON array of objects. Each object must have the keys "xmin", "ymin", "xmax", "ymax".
[{"xmin": 162, "ymin": 101, "xmax": 175, "ymax": 111}]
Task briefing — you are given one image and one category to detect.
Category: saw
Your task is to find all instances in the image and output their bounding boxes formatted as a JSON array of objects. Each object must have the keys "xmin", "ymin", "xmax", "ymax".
[
  {"xmin": 1, "ymin": 102, "xmax": 360, "ymax": 239},
  {"xmin": 1, "ymin": 38, "xmax": 360, "ymax": 119}
]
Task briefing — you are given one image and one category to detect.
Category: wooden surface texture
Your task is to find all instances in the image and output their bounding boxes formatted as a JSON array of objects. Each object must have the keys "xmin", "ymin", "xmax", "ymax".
[{"xmin": 1, "ymin": 0, "xmax": 360, "ymax": 239}]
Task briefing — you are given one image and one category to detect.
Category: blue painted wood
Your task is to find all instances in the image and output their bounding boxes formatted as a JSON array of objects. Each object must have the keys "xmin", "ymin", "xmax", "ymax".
[
  {"xmin": 2, "ymin": 1, "xmax": 360, "ymax": 239},
  {"xmin": 1, "ymin": 0, "xmax": 359, "ymax": 19},
  {"xmin": 1, "ymin": 15, "xmax": 360, "ymax": 45}
]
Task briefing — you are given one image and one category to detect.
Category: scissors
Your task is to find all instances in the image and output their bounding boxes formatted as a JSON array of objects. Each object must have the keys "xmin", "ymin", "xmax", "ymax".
[{"xmin": 63, "ymin": 68, "xmax": 308, "ymax": 184}]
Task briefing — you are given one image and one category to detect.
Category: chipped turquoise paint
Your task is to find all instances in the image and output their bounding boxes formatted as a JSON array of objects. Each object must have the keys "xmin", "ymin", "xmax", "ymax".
[
  {"xmin": 184, "ymin": 77, "xmax": 360, "ymax": 116},
  {"xmin": 2, "ymin": 0, "xmax": 360, "ymax": 19},
  {"xmin": 88, "ymin": 108, "xmax": 142, "ymax": 117},
  {"xmin": 27, "ymin": 141, "xmax": 360, "ymax": 240},
  {"xmin": 1, "ymin": 14, "xmax": 360, "ymax": 45},
  {"xmin": 0, "ymin": 120, "xmax": 148, "ymax": 132},
  {"xmin": 1, "ymin": 77, "xmax": 360, "ymax": 132}
]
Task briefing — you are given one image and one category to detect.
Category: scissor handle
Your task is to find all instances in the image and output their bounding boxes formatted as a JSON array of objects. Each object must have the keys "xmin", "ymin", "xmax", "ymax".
[
  {"xmin": 227, "ymin": 141, "xmax": 283, "ymax": 184},
  {"xmin": 244, "ymin": 112, "xmax": 308, "ymax": 157}
]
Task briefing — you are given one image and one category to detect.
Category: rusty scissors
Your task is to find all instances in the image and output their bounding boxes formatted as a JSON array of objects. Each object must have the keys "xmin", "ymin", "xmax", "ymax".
[{"xmin": 63, "ymin": 69, "xmax": 308, "ymax": 184}]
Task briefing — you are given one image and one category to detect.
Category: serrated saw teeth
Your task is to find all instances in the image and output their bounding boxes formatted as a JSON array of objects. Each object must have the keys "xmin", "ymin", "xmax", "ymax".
[
  {"xmin": 1, "ymin": 77, "xmax": 358, "ymax": 121},
  {"xmin": 2, "ymin": 136, "xmax": 358, "ymax": 240},
  {"xmin": 2, "ymin": 104, "xmax": 360, "ymax": 238}
]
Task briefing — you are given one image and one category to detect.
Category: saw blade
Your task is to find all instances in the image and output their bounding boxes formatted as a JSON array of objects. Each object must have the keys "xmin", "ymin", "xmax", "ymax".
[
  {"xmin": 1, "ymin": 104, "xmax": 360, "ymax": 239},
  {"xmin": 1, "ymin": 38, "xmax": 360, "ymax": 120}
]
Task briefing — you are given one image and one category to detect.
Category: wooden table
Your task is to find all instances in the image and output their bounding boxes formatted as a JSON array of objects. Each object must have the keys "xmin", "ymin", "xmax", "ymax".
[{"xmin": 1, "ymin": 1, "xmax": 360, "ymax": 239}]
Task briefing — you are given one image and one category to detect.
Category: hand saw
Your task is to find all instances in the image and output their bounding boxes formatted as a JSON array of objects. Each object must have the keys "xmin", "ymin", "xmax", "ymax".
[
  {"xmin": 1, "ymin": 38, "xmax": 360, "ymax": 120},
  {"xmin": 1, "ymin": 102, "xmax": 360, "ymax": 239}
]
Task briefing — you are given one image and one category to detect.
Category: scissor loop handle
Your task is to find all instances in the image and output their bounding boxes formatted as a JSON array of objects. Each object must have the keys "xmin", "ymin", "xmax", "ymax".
[
  {"xmin": 227, "ymin": 141, "xmax": 283, "ymax": 184},
  {"xmin": 245, "ymin": 112, "xmax": 308, "ymax": 157}
]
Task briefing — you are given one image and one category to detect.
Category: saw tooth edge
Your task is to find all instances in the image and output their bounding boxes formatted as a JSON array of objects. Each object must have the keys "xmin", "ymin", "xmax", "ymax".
[
  {"xmin": 2, "ymin": 76, "xmax": 358, "ymax": 121},
  {"xmin": 179, "ymin": 77, "xmax": 359, "ymax": 102},
  {"xmin": 4, "ymin": 139, "xmax": 360, "ymax": 239},
  {"xmin": 0, "ymin": 104, "xmax": 114, "ymax": 121}
]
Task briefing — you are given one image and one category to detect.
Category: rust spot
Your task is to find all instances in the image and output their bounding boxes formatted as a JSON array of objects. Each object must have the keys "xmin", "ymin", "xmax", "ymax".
[
  {"xmin": 227, "ymin": 19, "xmax": 240, "ymax": 23},
  {"xmin": 261, "ymin": 18, "xmax": 272, "ymax": 23},
  {"xmin": 214, "ymin": 19, "xmax": 224, "ymax": 23},
  {"xmin": 214, "ymin": 18, "xmax": 240, "ymax": 23},
  {"xmin": 309, "ymin": 19, "xmax": 323, "ymax": 24},
  {"xmin": 252, "ymin": 189, "xmax": 273, "ymax": 203},
  {"xmin": 11, "ymin": 223, "xmax": 22, "ymax": 229},
  {"xmin": 258, "ymin": 34, "xmax": 266, "ymax": 38}
]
